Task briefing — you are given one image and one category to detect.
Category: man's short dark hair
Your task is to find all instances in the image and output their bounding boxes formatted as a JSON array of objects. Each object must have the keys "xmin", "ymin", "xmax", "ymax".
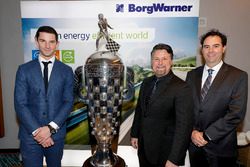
[
  {"xmin": 151, "ymin": 43, "xmax": 174, "ymax": 60},
  {"xmin": 35, "ymin": 26, "xmax": 58, "ymax": 41},
  {"xmin": 200, "ymin": 29, "xmax": 227, "ymax": 47}
]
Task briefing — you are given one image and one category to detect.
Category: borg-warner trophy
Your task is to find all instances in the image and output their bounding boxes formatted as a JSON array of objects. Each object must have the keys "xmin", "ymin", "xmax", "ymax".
[{"xmin": 83, "ymin": 14, "xmax": 132, "ymax": 167}]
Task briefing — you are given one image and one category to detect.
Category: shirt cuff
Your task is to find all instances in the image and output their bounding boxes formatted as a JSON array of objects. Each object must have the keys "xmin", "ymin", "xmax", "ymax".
[
  {"xmin": 32, "ymin": 128, "xmax": 39, "ymax": 136},
  {"xmin": 203, "ymin": 132, "xmax": 211, "ymax": 141},
  {"xmin": 49, "ymin": 121, "xmax": 59, "ymax": 130}
]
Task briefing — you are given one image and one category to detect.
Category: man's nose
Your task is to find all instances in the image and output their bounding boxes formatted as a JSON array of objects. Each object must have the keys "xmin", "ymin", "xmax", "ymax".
[
  {"xmin": 159, "ymin": 59, "xmax": 164, "ymax": 64},
  {"xmin": 45, "ymin": 42, "xmax": 50, "ymax": 48},
  {"xmin": 208, "ymin": 47, "xmax": 214, "ymax": 52}
]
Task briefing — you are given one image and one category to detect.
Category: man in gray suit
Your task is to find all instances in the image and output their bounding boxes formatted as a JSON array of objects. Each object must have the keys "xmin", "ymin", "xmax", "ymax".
[
  {"xmin": 186, "ymin": 29, "xmax": 248, "ymax": 167},
  {"xmin": 130, "ymin": 43, "xmax": 193, "ymax": 167},
  {"xmin": 14, "ymin": 26, "xmax": 74, "ymax": 167}
]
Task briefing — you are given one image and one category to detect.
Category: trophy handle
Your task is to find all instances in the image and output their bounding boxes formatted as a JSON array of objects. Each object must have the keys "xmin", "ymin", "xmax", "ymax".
[
  {"xmin": 122, "ymin": 66, "xmax": 135, "ymax": 102},
  {"xmin": 73, "ymin": 65, "xmax": 87, "ymax": 103}
]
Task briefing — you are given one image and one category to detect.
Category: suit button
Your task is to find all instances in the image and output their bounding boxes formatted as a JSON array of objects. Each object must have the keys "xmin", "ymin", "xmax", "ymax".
[
  {"xmin": 45, "ymin": 99, "xmax": 48, "ymax": 103},
  {"xmin": 199, "ymin": 110, "xmax": 203, "ymax": 113}
]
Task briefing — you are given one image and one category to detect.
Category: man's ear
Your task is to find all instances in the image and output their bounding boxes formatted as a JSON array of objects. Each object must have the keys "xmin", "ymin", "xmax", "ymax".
[
  {"xmin": 222, "ymin": 45, "xmax": 226, "ymax": 54},
  {"xmin": 34, "ymin": 37, "xmax": 39, "ymax": 48},
  {"xmin": 56, "ymin": 41, "xmax": 60, "ymax": 49}
]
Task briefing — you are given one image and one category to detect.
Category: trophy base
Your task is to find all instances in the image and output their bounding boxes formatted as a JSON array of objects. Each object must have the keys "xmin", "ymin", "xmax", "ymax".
[{"xmin": 83, "ymin": 156, "xmax": 126, "ymax": 167}]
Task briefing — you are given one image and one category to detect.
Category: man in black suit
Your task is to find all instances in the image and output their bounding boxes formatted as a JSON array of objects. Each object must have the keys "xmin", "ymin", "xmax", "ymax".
[
  {"xmin": 186, "ymin": 29, "xmax": 248, "ymax": 167},
  {"xmin": 130, "ymin": 43, "xmax": 193, "ymax": 167}
]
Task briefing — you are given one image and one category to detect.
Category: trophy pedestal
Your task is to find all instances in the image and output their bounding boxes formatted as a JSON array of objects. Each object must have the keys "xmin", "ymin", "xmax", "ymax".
[{"xmin": 83, "ymin": 155, "xmax": 126, "ymax": 167}]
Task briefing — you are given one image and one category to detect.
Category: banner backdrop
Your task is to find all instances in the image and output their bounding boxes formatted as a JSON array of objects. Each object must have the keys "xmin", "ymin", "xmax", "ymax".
[{"xmin": 20, "ymin": 0, "xmax": 200, "ymax": 145}]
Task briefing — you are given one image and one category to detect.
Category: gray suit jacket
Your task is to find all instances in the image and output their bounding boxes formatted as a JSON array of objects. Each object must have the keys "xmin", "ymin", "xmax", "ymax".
[
  {"xmin": 186, "ymin": 63, "xmax": 248, "ymax": 156},
  {"xmin": 131, "ymin": 70, "xmax": 193, "ymax": 165},
  {"xmin": 14, "ymin": 59, "xmax": 74, "ymax": 142}
]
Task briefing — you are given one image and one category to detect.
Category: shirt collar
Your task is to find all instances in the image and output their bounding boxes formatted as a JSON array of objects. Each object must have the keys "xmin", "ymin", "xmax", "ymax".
[
  {"xmin": 204, "ymin": 60, "xmax": 223, "ymax": 73},
  {"xmin": 154, "ymin": 70, "xmax": 174, "ymax": 82},
  {"xmin": 39, "ymin": 55, "xmax": 55, "ymax": 64}
]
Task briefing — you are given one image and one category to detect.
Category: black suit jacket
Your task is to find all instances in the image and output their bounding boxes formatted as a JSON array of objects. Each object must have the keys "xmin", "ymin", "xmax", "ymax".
[
  {"xmin": 131, "ymin": 71, "xmax": 193, "ymax": 165},
  {"xmin": 186, "ymin": 63, "xmax": 248, "ymax": 157}
]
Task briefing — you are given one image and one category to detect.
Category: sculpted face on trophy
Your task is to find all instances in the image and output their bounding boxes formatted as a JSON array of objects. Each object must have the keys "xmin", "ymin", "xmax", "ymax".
[{"xmin": 82, "ymin": 13, "xmax": 134, "ymax": 167}]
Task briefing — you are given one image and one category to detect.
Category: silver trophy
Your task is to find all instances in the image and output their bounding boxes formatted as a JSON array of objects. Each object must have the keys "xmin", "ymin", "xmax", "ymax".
[{"xmin": 83, "ymin": 14, "xmax": 126, "ymax": 167}]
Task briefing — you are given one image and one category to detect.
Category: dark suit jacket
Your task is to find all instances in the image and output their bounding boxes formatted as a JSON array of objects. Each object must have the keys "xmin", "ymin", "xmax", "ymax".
[
  {"xmin": 131, "ymin": 70, "xmax": 193, "ymax": 165},
  {"xmin": 14, "ymin": 59, "xmax": 74, "ymax": 143},
  {"xmin": 186, "ymin": 63, "xmax": 248, "ymax": 157}
]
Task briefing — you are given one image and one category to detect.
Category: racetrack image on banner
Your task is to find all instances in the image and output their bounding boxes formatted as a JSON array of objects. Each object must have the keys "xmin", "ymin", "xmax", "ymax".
[{"xmin": 20, "ymin": 0, "xmax": 200, "ymax": 146}]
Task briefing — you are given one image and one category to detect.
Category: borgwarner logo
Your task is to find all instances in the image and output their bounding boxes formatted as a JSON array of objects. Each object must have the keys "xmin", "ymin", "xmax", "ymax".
[
  {"xmin": 116, "ymin": 4, "xmax": 124, "ymax": 12},
  {"xmin": 116, "ymin": 3, "xmax": 193, "ymax": 14}
]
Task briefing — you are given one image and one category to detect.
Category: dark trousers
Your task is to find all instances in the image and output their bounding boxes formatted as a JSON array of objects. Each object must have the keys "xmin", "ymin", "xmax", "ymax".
[
  {"xmin": 138, "ymin": 138, "xmax": 165, "ymax": 167},
  {"xmin": 189, "ymin": 143, "xmax": 237, "ymax": 167},
  {"xmin": 20, "ymin": 139, "xmax": 64, "ymax": 167}
]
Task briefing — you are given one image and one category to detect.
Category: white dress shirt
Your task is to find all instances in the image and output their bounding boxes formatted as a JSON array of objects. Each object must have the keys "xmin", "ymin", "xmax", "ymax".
[
  {"xmin": 201, "ymin": 60, "xmax": 223, "ymax": 88},
  {"xmin": 32, "ymin": 55, "xmax": 59, "ymax": 135},
  {"xmin": 39, "ymin": 56, "xmax": 55, "ymax": 81}
]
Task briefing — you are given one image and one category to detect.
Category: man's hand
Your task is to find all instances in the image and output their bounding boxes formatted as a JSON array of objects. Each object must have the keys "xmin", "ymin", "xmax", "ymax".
[
  {"xmin": 130, "ymin": 137, "xmax": 138, "ymax": 149},
  {"xmin": 165, "ymin": 160, "xmax": 178, "ymax": 167},
  {"xmin": 33, "ymin": 126, "xmax": 51, "ymax": 144},
  {"xmin": 191, "ymin": 130, "xmax": 208, "ymax": 147},
  {"xmin": 40, "ymin": 137, "xmax": 54, "ymax": 148}
]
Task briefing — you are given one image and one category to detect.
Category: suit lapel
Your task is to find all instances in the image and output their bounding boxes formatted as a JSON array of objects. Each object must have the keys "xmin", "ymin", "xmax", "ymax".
[
  {"xmin": 47, "ymin": 60, "xmax": 59, "ymax": 95},
  {"xmin": 201, "ymin": 63, "xmax": 228, "ymax": 104},
  {"xmin": 33, "ymin": 59, "xmax": 46, "ymax": 94},
  {"xmin": 142, "ymin": 77, "xmax": 154, "ymax": 110},
  {"xmin": 149, "ymin": 72, "xmax": 173, "ymax": 105},
  {"xmin": 195, "ymin": 67, "xmax": 203, "ymax": 102}
]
